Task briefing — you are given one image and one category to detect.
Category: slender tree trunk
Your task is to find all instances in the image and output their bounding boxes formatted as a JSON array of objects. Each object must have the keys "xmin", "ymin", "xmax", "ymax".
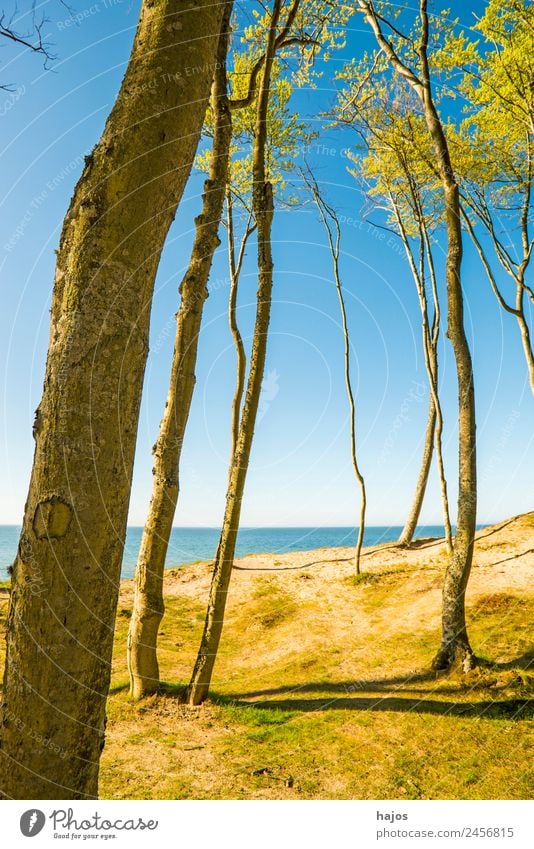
[
  {"xmin": 187, "ymin": 0, "xmax": 283, "ymax": 707},
  {"xmin": 127, "ymin": 7, "xmax": 233, "ymax": 702},
  {"xmin": 515, "ymin": 281, "xmax": 534, "ymax": 392},
  {"xmin": 303, "ymin": 170, "xmax": 367, "ymax": 574},
  {"xmin": 337, "ymin": 277, "xmax": 367, "ymax": 576},
  {"xmin": 0, "ymin": 0, "xmax": 227, "ymax": 799},
  {"xmin": 398, "ymin": 397, "xmax": 436, "ymax": 546},
  {"xmin": 432, "ymin": 179, "xmax": 477, "ymax": 671},
  {"xmin": 422, "ymin": 228, "xmax": 454, "ymax": 553},
  {"xmin": 422, "ymin": 95, "xmax": 477, "ymax": 671},
  {"xmin": 359, "ymin": 0, "xmax": 477, "ymax": 671},
  {"xmin": 430, "ymin": 353, "xmax": 454, "ymax": 553},
  {"xmin": 516, "ymin": 141, "xmax": 534, "ymax": 392},
  {"xmin": 226, "ymin": 190, "xmax": 249, "ymax": 459},
  {"xmin": 392, "ymin": 194, "xmax": 452, "ymax": 551}
]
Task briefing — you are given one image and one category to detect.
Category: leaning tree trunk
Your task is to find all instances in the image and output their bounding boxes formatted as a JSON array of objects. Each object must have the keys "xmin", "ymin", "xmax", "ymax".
[
  {"xmin": 127, "ymin": 6, "xmax": 232, "ymax": 702},
  {"xmin": 398, "ymin": 397, "xmax": 436, "ymax": 546},
  {"xmin": 0, "ymin": 0, "xmax": 227, "ymax": 800},
  {"xmin": 391, "ymin": 192, "xmax": 452, "ymax": 551},
  {"xmin": 187, "ymin": 0, "xmax": 282, "ymax": 707}
]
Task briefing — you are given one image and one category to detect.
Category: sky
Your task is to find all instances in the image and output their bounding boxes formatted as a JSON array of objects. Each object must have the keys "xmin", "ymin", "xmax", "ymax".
[{"xmin": 0, "ymin": 0, "xmax": 532, "ymax": 529}]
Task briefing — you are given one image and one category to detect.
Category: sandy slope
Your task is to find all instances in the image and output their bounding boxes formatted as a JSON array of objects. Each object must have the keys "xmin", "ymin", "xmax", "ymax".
[
  {"xmin": 118, "ymin": 512, "xmax": 534, "ymax": 665},
  {"xmin": 100, "ymin": 513, "xmax": 533, "ymax": 800}
]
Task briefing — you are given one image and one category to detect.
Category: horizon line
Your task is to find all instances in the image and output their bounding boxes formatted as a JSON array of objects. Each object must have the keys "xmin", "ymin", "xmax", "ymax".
[{"xmin": 0, "ymin": 522, "xmax": 494, "ymax": 529}]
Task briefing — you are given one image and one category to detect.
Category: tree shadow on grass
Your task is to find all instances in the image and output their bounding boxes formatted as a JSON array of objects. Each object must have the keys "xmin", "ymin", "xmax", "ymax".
[
  {"xmin": 223, "ymin": 661, "xmax": 533, "ymax": 721},
  {"xmin": 221, "ymin": 687, "xmax": 532, "ymax": 721},
  {"xmin": 232, "ymin": 670, "xmax": 439, "ymax": 700},
  {"xmin": 490, "ymin": 648, "xmax": 534, "ymax": 671}
]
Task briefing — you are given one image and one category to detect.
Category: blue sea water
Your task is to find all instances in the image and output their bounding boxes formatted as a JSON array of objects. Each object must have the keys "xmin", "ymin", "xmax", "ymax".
[{"xmin": 0, "ymin": 524, "xmax": 449, "ymax": 582}]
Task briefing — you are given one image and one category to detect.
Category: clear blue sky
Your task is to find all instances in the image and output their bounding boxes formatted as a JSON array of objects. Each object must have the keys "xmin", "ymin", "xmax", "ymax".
[{"xmin": 0, "ymin": 0, "xmax": 532, "ymax": 529}]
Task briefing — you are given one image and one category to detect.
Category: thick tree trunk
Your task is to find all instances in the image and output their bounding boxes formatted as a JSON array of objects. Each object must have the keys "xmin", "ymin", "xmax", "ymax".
[
  {"xmin": 398, "ymin": 396, "xmax": 436, "ymax": 546},
  {"xmin": 0, "ymin": 0, "xmax": 227, "ymax": 799},
  {"xmin": 127, "ymin": 7, "xmax": 232, "ymax": 702},
  {"xmin": 187, "ymin": 0, "xmax": 282, "ymax": 707}
]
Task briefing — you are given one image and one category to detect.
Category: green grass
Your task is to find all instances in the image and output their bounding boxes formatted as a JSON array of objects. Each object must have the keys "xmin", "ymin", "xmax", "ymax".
[{"xmin": 97, "ymin": 554, "xmax": 533, "ymax": 800}]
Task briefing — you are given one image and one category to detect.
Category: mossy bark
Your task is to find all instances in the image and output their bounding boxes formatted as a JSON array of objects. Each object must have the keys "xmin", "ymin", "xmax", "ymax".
[
  {"xmin": 0, "ymin": 0, "xmax": 227, "ymax": 799},
  {"xmin": 127, "ymin": 6, "xmax": 232, "ymax": 702},
  {"xmin": 187, "ymin": 0, "xmax": 282, "ymax": 707}
]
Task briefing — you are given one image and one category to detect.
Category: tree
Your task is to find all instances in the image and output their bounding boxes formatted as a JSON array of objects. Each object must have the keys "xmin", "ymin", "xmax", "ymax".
[
  {"xmin": 341, "ymin": 106, "xmax": 452, "ymax": 551},
  {"xmin": 186, "ymin": 0, "xmax": 299, "ymax": 707},
  {"xmin": 356, "ymin": 0, "xmax": 477, "ymax": 671},
  {"xmin": 451, "ymin": 0, "xmax": 534, "ymax": 391},
  {"xmin": 223, "ymin": 63, "xmax": 306, "ymax": 462},
  {"xmin": 301, "ymin": 166, "xmax": 367, "ymax": 574},
  {"xmin": 186, "ymin": 0, "xmax": 350, "ymax": 706},
  {"xmin": 0, "ymin": 0, "xmax": 228, "ymax": 800},
  {"xmin": 127, "ymin": 1, "xmax": 233, "ymax": 702},
  {"xmin": 226, "ymin": 191, "xmax": 255, "ymax": 461},
  {"xmin": 127, "ymin": 30, "xmax": 306, "ymax": 701}
]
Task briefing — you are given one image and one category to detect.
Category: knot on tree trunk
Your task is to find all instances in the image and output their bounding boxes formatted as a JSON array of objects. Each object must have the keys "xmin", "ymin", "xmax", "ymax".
[{"xmin": 33, "ymin": 497, "xmax": 73, "ymax": 540}]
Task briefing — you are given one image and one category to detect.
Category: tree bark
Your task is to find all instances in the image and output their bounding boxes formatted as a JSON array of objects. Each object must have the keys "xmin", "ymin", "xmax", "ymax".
[
  {"xmin": 127, "ymin": 5, "xmax": 233, "ymax": 703},
  {"xmin": 516, "ymin": 314, "xmax": 534, "ymax": 391},
  {"xmin": 187, "ymin": 0, "xmax": 283, "ymax": 707},
  {"xmin": 515, "ymin": 278, "xmax": 534, "ymax": 392},
  {"xmin": 432, "ymin": 179, "xmax": 477, "ymax": 672},
  {"xmin": 422, "ymin": 88, "xmax": 477, "ymax": 673},
  {"xmin": 0, "ymin": 0, "xmax": 227, "ymax": 799}
]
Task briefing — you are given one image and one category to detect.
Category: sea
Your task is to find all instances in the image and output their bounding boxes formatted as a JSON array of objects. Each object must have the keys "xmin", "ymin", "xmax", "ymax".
[{"xmin": 0, "ymin": 524, "xmax": 449, "ymax": 582}]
